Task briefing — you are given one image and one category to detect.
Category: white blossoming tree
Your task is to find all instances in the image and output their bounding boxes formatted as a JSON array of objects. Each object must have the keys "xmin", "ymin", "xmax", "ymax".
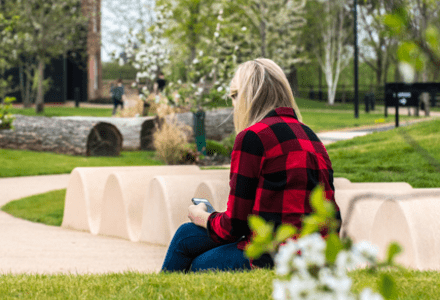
[{"xmin": 301, "ymin": 0, "xmax": 353, "ymax": 105}]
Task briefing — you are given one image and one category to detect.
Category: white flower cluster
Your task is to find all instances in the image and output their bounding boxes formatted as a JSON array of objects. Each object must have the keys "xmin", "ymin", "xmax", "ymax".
[{"xmin": 273, "ymin": 233, "xmax": 382, "ymax": 300}]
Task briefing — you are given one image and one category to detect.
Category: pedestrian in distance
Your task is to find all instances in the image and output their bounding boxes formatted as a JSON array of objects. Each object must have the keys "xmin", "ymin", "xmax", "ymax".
[
  {"xmin": 153, "ymin": 73, "xmax": 166, "ymax": 104},
  {"xmin": 111, "ymin": 78, "xmax": 125, "ymax": 115},
  {"xmin": 161, "ymin": 58, "xmax": 341, "ymax": 272}
]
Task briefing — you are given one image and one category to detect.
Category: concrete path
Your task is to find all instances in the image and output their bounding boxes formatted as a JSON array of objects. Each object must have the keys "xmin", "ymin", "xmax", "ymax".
[{"xmin": 0, "ymin": 175, "xmax": 167, "ymax": 275}]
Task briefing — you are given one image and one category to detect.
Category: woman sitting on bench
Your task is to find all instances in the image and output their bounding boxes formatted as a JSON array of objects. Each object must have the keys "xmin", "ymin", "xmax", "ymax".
[{"xmin": 161, "ymin": 58, "xmax": 340, "ymax": 272}]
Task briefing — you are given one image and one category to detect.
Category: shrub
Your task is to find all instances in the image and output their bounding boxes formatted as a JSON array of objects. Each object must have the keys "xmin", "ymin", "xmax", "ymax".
[
  {"xmin": 102, "ymin": 62, "xmax": 138, "ymax": 80},
  {"xmin": 220, "ymin": 132, "xmax": 237, "ymax": 156},
  {"xmin": 0, "ymin": 97, "xmax": 16, "ymax": 130},
  {"xmin": 206, "ymin": 139, "xmax": 229, "ymax": 157},
  {"xmin": 153, "ymin": 104, "xmax": 192, "ymax": 165}
]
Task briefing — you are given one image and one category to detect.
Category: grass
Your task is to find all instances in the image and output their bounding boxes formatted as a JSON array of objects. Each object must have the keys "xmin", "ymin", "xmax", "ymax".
[
  {"xmin": 1, "ymin": 189, "xmax": 66, "ymax": 226},
  {"xmin": 0, "ymin": 269, "xmax": 439, "ymax": 299},
  {"xmin": 0, "ymin": 150, "xmax": 163, "ymax": 178},
  {"xmin": 301, "ymin": 110, "xmax": 413, "ymax": 132},
  {"xmin": 327, "ymin": 119, "xmax": 440, "ymax": 188},
  {"xmin": 10, "ymin": 106, "xmax": 113, "ymax": 117}
]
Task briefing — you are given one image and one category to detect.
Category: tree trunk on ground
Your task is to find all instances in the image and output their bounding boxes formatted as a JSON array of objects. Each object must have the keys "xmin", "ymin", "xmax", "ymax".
[
  {"xmin": 0, "ymin": 115, "xmax": 123, "ymax": 156},
  {"xmin": 35, "ymin": 59, "xmax": 45, "ymax": 114}
]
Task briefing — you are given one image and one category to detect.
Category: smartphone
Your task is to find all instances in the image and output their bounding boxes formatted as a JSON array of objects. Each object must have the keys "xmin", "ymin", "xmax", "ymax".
[{"xmin": 191, "ymin": 198, "xmax": 216, "ymax": 213}]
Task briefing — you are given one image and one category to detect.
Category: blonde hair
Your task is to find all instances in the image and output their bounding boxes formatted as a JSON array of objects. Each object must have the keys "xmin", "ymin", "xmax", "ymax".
[{"xmin": 230, "ymin": 58, "xmax": 302, "ymax": 133}]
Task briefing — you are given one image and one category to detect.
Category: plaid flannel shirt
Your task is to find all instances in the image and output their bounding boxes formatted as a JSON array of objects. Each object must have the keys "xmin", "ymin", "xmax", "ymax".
[{"xmin": 207, "ymin": 107, "xmax": 338, "ymax": 251}]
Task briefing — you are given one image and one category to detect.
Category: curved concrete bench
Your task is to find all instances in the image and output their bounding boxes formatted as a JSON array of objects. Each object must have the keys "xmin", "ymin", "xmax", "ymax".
[
  {"xmin": 371, "ymin": 190, "xmax": 440, "ymax": 270},
  {"xmin": 98, "ymin": 166, "xmax": 202, "ymax": 242},
  {"xmin": 62, "ymin": 166, "xmax": 151, "ymax": 233},
  {"xmin": 139, "ymin": 171, "xmax": 230, "ymax": 245},
  {"xmin": 193, "ymin": 179, "xmax": 230, "ymax": 212},
  {"xmin": 62, "ymin": 166, "xmax": 200, "ymax": 234},
  {"xmin": 335, "ymin": 183, "xmax": 413, "ymax": 243}
]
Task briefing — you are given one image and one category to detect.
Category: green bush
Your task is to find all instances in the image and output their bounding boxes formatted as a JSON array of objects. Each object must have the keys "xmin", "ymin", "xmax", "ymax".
[
  {"xmin": 206, "ymin": 139, "xmax": 229, "ymax": 157},
  {"xmin": 0, "ymin": 96, "xmax": 16, "ymax": 129},
  {"xmin": 204, "ymin": 89, "xmax": 231, "ymax": 109},
  {"xmin": 102, "ymin": 62, "xmax": 138, "ymax": 80},
  {"xmin": 220, "ymin": 133, "xmax": 237, "ymax": 156}
]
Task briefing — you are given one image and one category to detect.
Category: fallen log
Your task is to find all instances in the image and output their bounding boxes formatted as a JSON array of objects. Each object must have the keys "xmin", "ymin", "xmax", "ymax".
[{"xmin": 0, "ymin": 115, "xmax": 122, "ymax": 156}]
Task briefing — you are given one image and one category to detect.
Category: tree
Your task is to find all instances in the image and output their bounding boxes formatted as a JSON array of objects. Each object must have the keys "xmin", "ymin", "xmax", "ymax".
[
  {"xmin": 358, "ymin": 0, "xmax": 400, "ymax": 86},
  {"xmin": 216, "ymin": 0, "xmax": 308, "ymax": 94},
  {"xmin": 383, "ymin": 0, "xmax": 440, "ymax": 116},
  {"xmin": 102, "ymin": 0, "xmax": 156, "ymax": 60},
  {"xmin": 302, "ymin": 0, "xmax": 353, "ymax": 105},
  {"xmin": 5, "ymin": 0, "xmax": 92, "ymax": 113},
  {"xmin": 0, "ymin": 11, "xmax": 20, "ymax": 103},
  {"xmin": 157, "ymin": 0, "xmax": 219, "ymax": 66}
]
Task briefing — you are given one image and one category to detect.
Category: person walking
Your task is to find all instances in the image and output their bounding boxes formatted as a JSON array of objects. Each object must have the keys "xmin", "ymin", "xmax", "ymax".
[
  {"xmin": 161, "ymin": 58, "xmax": 341, "ymax": 272},
  {"xmin": 111, "ymin": 78, "xmax": 125, "ymax": 115}
]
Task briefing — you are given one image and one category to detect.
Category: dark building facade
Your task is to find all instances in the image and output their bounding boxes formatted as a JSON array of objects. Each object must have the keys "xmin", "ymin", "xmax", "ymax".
[{"xmin": 4, "ymin": 0, "xmax": 102, "ymax": 103}]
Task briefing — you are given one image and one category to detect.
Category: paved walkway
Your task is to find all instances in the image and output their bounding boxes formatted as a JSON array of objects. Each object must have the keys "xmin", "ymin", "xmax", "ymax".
[
  {"xmin": 1, "ymin": 110, "xmax": 439, "ymax": 275},
  {"xmin": 0, "ymin": 175, "xmax": 167, "ymax": 274}
]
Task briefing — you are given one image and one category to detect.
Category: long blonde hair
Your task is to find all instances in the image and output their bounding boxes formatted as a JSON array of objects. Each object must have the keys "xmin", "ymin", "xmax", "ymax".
[{"xmin": 230, "ymin": 58, "xmax": 302, "ymax": 133}]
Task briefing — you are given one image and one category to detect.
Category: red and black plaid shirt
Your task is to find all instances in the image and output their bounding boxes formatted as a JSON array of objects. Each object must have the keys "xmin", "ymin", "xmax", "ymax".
[{"xmin": 207, "ymin": 107, "xmax": 339, "ymax": 251}]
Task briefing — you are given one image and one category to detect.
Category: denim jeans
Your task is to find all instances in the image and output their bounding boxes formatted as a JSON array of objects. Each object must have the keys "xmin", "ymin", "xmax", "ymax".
[{"xmin": 161, "ymin": 223, "xmax": 251, "ymax": 273}]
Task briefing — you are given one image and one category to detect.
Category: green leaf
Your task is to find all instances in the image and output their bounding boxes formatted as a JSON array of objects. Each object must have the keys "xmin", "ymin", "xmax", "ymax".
[
  {"xmin": 397, "ymin": 42, "xmax": 418, "ymax": 62},
  {"xmin": 379, "ymin": 273, "xmax": 397, "ymax": 299},
  {"xmin": 244, "ymin": 243, "xmax": 265, "ymax": 259},
  {"xmin": 383, "ymin": 14, "xmax": 405, "ymax": 35},
  {"xmin": 248, "ymin": 215, "xmax": 273, "ymax": 244},
  {"xmin": 274, "ymin": 224, "xmax": 296, "ymax": 243},
  {"xmin": 386, "ymin": 242, "xmax": 402, "ymax": 264},
  {"xmin": 301, "ymin": 215, "xmax": 323, "ymax": 236},
  {"xmin": 325, "ymin": 233, "xmax": 343, "ymax": 264},
  {"xmin": 425, "ymin": 26, "xmax": 440, "ymax": 52},
  {"xmin": 310, "ymin": 185, "xmax": 326, "ymax": 216}
]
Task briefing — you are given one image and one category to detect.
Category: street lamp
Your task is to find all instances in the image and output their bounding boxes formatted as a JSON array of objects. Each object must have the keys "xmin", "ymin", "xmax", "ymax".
[{"xmin": 354, "ymin": 0, "xmax": 359, "ymax": 119}]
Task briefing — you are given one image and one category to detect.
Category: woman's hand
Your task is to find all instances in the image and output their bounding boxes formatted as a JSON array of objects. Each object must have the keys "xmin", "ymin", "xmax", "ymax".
[{"xmin": 188, "ymin": 203, "xmax": 211, "ymax": 229}]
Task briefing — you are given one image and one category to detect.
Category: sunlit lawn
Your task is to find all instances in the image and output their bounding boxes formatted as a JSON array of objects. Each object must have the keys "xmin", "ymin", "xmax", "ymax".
[
  {"xmin": 10, "ymin": 106, "xmax": 113, "ymax": 117},
  {"xmin": 0, "ymin": 150, "xmax": 163, "ymax": 178}
]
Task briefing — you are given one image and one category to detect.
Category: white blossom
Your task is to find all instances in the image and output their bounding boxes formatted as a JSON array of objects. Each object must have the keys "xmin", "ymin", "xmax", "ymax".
[
  {"xmin": 214, "ymin": 32, "xmax": 219, "ymax": 38},
  {"xmin": 353, "ymin": 241, "xmax": 378, "ymax": 264},
  {"xmin": 192, "ymin": 58, "xmax": 199, "ymax": 64},
  {"xmin": 273, "ymin": 280, "xmax": 288, "ymax": 300},
  {"xmin": 241, "ymin": 26, "xmax": 247, "ymax": 31},
  {"xmin": 399, "ymin": 62, "xmax": 416, "ymax": 83},
  {"xmin": 359, "ymin": 288, "xmax": 383, "ymax": 300},
  {"xmin": 217, "ymin": 86, "xmax": 223, "ymax": 92},
  {"xmin": 275, "ymin": 239, "xmax": 298, "ymax": 275}
]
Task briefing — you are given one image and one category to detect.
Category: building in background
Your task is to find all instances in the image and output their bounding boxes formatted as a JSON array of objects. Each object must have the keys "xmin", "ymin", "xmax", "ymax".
[
  {"xmin": 84, "ymin": 0, "xmax": 102, "ymax": 101},
  {"xmin": 5, "ymin": 0, "xmax": 102, "ymax": 103}
]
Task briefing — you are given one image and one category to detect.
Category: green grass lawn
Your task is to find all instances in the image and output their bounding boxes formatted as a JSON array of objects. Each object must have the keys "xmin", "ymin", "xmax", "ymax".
[
  {"xmin": 0, "ymin": 150, "xmax": 163, "ymax": 178},
  {"xmin": 0, "ymin": 268, "xmax": 438, "ymax": 299},
  {"xmin": 10, "ymin": 106, "xmax": 113, "ymax": 117},
  {"xmin": 328, "ymin": 119, "xmax": 440, "ymax": 188}
]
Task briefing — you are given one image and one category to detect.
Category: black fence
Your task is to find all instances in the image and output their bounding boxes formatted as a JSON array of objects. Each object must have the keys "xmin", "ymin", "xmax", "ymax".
[{"xmin": 295, "ymin": 84, "xmax": 386, "ymax": 104}]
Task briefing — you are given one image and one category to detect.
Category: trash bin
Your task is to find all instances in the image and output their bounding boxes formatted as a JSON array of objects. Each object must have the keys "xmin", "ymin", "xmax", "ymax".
[{"xmin": 193, "ymin": 110, "xmax": 207, "ymax": 156}]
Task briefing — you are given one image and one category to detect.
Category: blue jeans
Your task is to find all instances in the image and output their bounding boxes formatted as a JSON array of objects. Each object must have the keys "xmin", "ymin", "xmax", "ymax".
[{"xmin": 161, "ymin": 223, "xmax": 251, "ymax": 273}]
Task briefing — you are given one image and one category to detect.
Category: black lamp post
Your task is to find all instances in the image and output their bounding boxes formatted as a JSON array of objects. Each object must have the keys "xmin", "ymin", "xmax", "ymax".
[{"xmin": 354, "ymin": 0, "xmax": 359, "ymax": 118}]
